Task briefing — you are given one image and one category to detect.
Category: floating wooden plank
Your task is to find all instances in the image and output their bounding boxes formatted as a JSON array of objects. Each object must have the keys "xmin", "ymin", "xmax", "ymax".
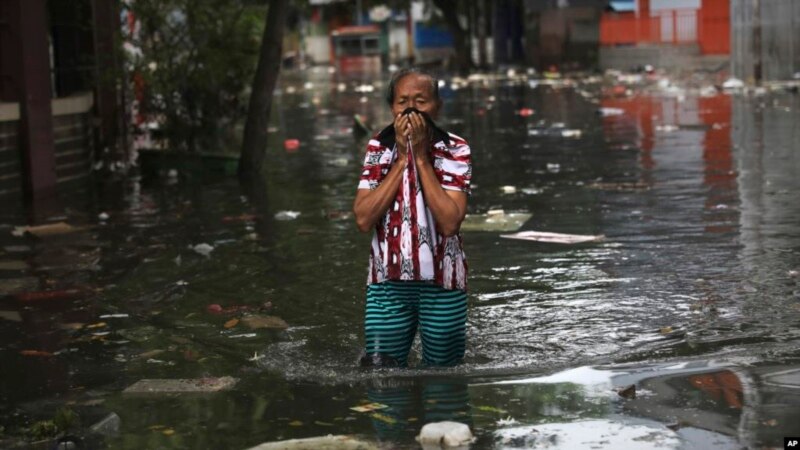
[
  {"xmin": 500, "ymin": 231, "xmax": 604, "ymax": 244},
  {"xmin": 123, "ymin": 376, "xmax": 238, "ymax": 394}
]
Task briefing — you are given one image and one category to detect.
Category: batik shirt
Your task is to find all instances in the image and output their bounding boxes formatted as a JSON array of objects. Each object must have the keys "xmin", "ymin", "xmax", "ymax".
[{"xmin": 357, "ymin": 132, "xmax": 472, "ymax": 291}]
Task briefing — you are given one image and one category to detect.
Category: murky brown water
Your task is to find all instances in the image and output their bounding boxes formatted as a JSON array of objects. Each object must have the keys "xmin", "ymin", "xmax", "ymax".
[{"xmin": 1, "ymin": 69, "xmax": 799, "ymax": 449}]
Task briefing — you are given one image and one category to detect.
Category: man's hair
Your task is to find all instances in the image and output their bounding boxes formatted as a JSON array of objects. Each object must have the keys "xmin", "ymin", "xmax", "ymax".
[{"xmin": 386, "ymin": 67, "xmax": 440, "ymax": 105}]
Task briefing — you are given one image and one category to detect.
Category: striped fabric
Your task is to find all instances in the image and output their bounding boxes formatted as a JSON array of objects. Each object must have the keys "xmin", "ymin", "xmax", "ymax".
[
  {"xmin": 366, "ymin": 382, "xmax": 471, "ymax": 440},
  {"xmin": 358, "ymin": 132, "xmax": 472, "ymax": 291},
  {"xmin": 364, "ymin": 280, "xmax": 467, "ymax": 367}
]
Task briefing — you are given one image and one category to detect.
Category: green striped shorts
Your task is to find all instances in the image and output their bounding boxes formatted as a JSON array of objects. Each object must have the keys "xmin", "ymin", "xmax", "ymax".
[{"xmin": 364, "ymin": 280, "xmax": 467, "ymax": 367}]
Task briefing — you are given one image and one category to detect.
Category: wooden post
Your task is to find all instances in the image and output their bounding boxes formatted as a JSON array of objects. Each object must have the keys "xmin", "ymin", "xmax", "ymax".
[{"xmin": 8, "ymin": 0, "xmax": 57, "ymax": 198}]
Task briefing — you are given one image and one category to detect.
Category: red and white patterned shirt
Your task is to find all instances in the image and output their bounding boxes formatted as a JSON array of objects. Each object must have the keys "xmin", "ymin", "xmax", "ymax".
[{"xmin": 357, "ymin": 131, "xmax": 472, "ymax": 291}]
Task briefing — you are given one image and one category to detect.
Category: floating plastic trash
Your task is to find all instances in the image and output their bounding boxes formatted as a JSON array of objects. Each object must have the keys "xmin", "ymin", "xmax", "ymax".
[
  {"xmin": 284, "ymin": 139, "xmax": 300, "ymax": 151},
  {"xmin": 0, "ymin": 310, "xmax": 22, "ymax": 322},
  {"xmin": 517, "ymin": 108, "xmax": 534, "ymax": 117},
  {"xmin": 416, "ymin": 421, "xmax": 475, "ymax": 448},
  {"xmin": 350, "ymin": 402, "xmax": 388, "ymax": 413},
  {"xmin": 192, "ymin": 243, "xmax": 214, "ymax": 257},
  {"xmin": 722, "ymin": 77, "xmax": 745, "ymax": 90},
  {"xmin": 12, "ymin": 222, "xmax": 81, "ymax": 237},
  {"xmin": 500, "ymin": 231, "xmax": 604, "ymax": 244},
  {"xmin": 275, "ymin": 211, "xmax": 300, "ymax": 221},
  {"xmin": 597, "ymin": 107, "xmax": 624, "ymax": 116},
  {"xmin": 500, "ymin": 185, "xmax": 517, "ymax": 194}
]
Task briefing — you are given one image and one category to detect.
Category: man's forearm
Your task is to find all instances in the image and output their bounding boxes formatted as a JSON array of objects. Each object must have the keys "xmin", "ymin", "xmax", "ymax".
[{"xmin": 353, "ymin": 158, "xmax": 407, "ymax": 232}]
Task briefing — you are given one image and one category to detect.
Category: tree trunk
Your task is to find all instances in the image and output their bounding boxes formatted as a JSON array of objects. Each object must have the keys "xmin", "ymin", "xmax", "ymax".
[
  {"xmin": 431, "ymin": 0, "xmax": 473, "ymax": 73},
  {"xmin": 477, "ymin": 0, "xmax": 488, "ymax": 67},
  {"xmin": 239, "ymin": 0, "xmax": 288, "ymax": 183}
]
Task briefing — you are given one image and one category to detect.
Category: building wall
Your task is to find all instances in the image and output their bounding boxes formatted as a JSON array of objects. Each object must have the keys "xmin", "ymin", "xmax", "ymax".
[
  {"xmin": 731, "ymin": 0, "xmax": 800, "ymax": 82},
  {"xmin": 0, "ymin": 92, "xmax": 94, "ymax": 197},
  {"xmin": 0, "ymin": 113, "xmax": 22, "ymax": 197}
]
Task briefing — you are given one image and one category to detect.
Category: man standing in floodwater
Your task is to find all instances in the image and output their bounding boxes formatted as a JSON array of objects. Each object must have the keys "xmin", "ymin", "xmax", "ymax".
[{"xmin": 352, "ymin": 68, "xmax": 472, "ymax": 367}]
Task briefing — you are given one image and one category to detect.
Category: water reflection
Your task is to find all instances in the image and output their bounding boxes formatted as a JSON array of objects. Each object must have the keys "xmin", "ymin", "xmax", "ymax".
[{"xmin": 1, "ymin": 69, "xmax": 799, "ymax": 448}]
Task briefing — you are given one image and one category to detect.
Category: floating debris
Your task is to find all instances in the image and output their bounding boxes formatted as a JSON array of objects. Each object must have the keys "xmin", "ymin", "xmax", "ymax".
[
  {"xmin": 14, "ymin": 288, "xmax": 86, "ymax": 303},
  {"xmin": 241, "ymin": 314, "xmax": 288, "ymax": 330},
  {"xmin": 284, "ymin": 139, "xmax": 300, "ymax": 152},
  {"xmin": 123, "ymin": 377, "xmax": 238, "ymax": 394},
  {"xmin": 517, "ymin": 108, "xmax": 534, "ymax": 117},
  {"xmin": 20, "ymin": 349, "xmax": 55, "ymax": 357},
  {"xmin": 0, "ymin": 310, "xmax": 22, "ymax": 322},
  {"xmin": 90, "ymin": 412, "xmax": 121, "ymax": 437},
  {"xmin": 0, "ymin": 260, "xmax": 27, "ymax": 270},
  {"xmin": 416, "ymin": 421, "xmax": 475, "ymax": 448},
  {"xmin": 496, "ymin": 416, "xmax": 520, "ymax": 426},
  {"xmin": 99, "ymin": 314, "xmax": 129, "ymax": 319},
  {"xmin": 275, "ymin": 211, "xmax": 301, "ymax": 221},
  {"xmin": 722, "ymin": 77, "xmax": 745, "ymax": 90},
  {"xmin": 500, "ymin": 231, "xmax": 605, "ymax": 244},
  {"xmin": 350, "ymin": 402, "xmax": 388, "ymax": 413},
  {"xmin": 500, "ymin": 185, "xmax": 517, "ymax": 194},
  {"xmin": 245, "ymin": 435, "xmax": 378, "ymax": 450},
  {"xmin": 192, "ymin": 243, "xmax": 214, "ymax": 257},
  {"xmin": 461, "ymin": 211, "xmax": 532, "ymax": 232}
]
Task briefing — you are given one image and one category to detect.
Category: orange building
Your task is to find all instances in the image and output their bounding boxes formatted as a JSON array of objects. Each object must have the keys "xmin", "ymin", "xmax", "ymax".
[{"xmin": 601, "ymin": 0, "xmax": 730, "ymax": 55}]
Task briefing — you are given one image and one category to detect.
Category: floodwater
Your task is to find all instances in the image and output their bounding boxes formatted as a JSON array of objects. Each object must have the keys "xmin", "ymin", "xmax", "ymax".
[{"xmin": 1, "ymin": 69, "xmax": 799, "ymax": 449}]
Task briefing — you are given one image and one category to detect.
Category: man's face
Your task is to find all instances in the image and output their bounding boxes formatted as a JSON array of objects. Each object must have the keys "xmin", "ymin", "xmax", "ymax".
[{"xmin": 390, "ymin": 73, "xmax": 441, "ymax": 119}]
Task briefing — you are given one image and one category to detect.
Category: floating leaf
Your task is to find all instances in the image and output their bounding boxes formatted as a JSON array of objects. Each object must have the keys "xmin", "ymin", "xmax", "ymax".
[
  {"xmin": 314, "ymin": 421, "xmax": 334, "ymax": 426},
  {"xmin": 370, "ymin": 413, "xmax": 397, "ymax": 425},
  {"xmin": 476, "ymin": 405, "xmax": 507, "ymax": 414},
  {"xmin": 615, "ymin": 384, "xmax": 636, "ymax": 399},
  {"xmin": 350, "ymin": 402, "xmax": 388, "ymax": 413},
  {"xmin": 86, "ymin": 322, "xmax": 107, "ymax": 329},
  {"xmin": 288, "ymin": 420, "xmax": 303, "ymax": 427},
  {"xmin": 660, "ymin": 326, "xmax": 673, "ymax": 334},
  {"xmin": 223, "ymin": 318, "xmax": 239, "ymax": 329},
  {"xmin": 162, "ymin": 428, "xmax": 175, "ymax": 436}
]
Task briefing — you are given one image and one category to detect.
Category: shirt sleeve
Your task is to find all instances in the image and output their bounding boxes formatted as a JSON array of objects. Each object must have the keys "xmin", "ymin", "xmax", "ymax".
[
  {"xmin": 434, "ymin": 137, "xmax": 472, "ymax": 194},
  {"xmin": 358, "ymin": 139, "xmax": 390, "ymax": 190}
]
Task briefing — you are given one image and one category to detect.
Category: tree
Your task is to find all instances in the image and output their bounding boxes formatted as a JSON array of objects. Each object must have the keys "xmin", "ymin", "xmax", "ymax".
[
  {"xmin": 430, "ymin": 0, "xmax": 474, "ymax": 73},
  {"xmin": 127, "ymin": 0, "xmax": 264, "ymax": 152},
  {"xmin": 238, "ymin": 0, "xmax": 289, "ymax": 183}
]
